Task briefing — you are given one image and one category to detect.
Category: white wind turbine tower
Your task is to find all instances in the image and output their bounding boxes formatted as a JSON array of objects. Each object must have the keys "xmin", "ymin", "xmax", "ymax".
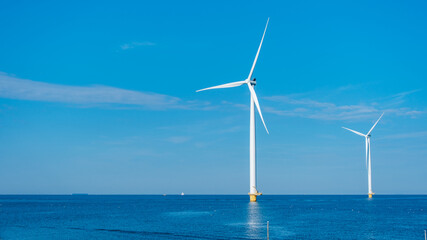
[
  {"xmin": 342, "ymin": 112, "xmax": 384, "ymax": 198},
  {"xmin": 196, "ymin": 18, "xmax": 270, "ymax": 202}
]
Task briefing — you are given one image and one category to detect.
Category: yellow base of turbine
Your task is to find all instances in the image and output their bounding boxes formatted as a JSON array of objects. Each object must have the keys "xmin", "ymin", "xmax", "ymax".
[
  {"xmin": 249, "ymin": 191, "xmax": 262, "ymax": 202},
  {"xmin": 368, "ymin": 193, "xmax": 374, "ymax": 198}
]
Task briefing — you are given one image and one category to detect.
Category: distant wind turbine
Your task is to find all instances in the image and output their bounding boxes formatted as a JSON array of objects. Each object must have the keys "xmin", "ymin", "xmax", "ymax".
[
  {"xmin": 342, "ymin": 112, "xmax": 384, "ymax": 198},
  {"xmin": 196, "ymin": 18, "xmax": 270, "ymax": 202}
]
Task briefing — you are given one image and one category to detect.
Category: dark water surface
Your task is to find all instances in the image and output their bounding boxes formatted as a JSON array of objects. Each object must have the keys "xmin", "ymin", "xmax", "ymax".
[{"xmin": 0, "ymin": 195, "xmax": 426, "ymax": 239}]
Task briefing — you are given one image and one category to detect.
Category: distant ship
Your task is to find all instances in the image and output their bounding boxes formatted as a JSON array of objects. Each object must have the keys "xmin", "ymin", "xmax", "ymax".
[{"xmin": 181, "ymin": 192, "xmax": 184, "ymax": 196}]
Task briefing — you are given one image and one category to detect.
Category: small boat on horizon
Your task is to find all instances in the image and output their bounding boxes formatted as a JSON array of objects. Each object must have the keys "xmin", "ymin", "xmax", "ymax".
[{"xmin": 181, "ymin": 192, "xmax": 184, "ymax": 196}]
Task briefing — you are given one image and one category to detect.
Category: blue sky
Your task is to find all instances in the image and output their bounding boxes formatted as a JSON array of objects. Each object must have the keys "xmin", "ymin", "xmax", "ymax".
[{"xmin": 0, "ymin": 0, "xmax": 426, "ymax": 194}]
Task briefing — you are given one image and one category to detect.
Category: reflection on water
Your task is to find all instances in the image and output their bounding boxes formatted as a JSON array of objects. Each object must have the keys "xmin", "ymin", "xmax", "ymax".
[
  {"xmin": 1, "ymin": 195, "xmax": 425, "ymax": 239},
  {"xmin": 165, "ymin": 211, "xmax": 212, "ymax": 217},
  {"xmin": 362, "ymin": 197, "xmax": 377, "ymax": 239},
  {"xmin": 246, "ymin": 202, "xmax": 263, "ymax": 239}
]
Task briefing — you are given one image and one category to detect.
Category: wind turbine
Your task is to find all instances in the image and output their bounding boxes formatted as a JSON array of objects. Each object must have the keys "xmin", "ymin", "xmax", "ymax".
[
  {"xmin": 342, "ymin": 112, "xmax": 384, "ymax": 198},
  {"xmin": 196, "ymin": 18, "xmax": 270, "ymax": 202}
]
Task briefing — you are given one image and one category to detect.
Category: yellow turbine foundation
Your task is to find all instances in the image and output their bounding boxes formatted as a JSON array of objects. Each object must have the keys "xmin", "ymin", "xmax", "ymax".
[
  {"xmin": 368, "ymin": 193, "xmax": 374, "ymax": 198},
  {"xmin": 249, "ymin": 192, "xmax": 262, "ymax": 202}
]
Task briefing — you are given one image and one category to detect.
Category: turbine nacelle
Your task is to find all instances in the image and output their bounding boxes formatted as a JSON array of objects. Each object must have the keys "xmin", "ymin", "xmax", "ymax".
[{"xmin": 250, "ymin": 78, "xmax": 256, "ymax": 86}]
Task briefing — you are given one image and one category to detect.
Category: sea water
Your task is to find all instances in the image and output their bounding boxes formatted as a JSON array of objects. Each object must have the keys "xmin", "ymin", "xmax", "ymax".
[{"xmin": 0, "ymin": 195, "xmax": 426, "ymax": 239}]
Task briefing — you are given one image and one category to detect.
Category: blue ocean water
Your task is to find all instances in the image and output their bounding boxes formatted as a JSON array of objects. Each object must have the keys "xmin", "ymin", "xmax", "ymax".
[{"xmin": 0, "ymin": 195, "xmax": 426, "ymax": 239}]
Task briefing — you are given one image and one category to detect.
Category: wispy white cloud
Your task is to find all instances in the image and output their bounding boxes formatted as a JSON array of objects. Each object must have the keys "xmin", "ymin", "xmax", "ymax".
[
  {"xmin": 120, "ymin": 41, "xmax": 155, "ymax": 50},
  {"xmin": 166, "ymin": 136, "xmax": 191, "ymax": 144},
  {"xmin": 378, "ymin": 131, "xmax": 427, "ymax": 140},
  {"xmin": 221, "ymin": 100, "xmax": 249, "ymax": 111},
  {"xmin": 0, "ymin": 73, "xmax": 200, "ymax": 110},
  {"xmin": 217, "ymin": 125, "xmax": 242, "ymax": 134},
  {"xmin": 263, "ymin": 89, "xmax": 424, "ymax": 121},
  {"xmin": 373, "ymin": 89, "xmax": 422, "ymax": 108}
]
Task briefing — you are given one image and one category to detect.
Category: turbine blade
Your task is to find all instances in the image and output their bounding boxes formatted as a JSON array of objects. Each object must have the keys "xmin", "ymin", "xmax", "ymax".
[
  {"xmin": 367, "ymin": 112, "xmax": 384, "ymax": 135},
  {"xmin": 247, "ymin": 83, "xmax": 269, "ymax": 134},
  {"xmin": 342, "ymin": 127, "xmax": 366, "ymax": 137},
  {"xmin": 365, "ymin": 138, "xmax": 368, "ymax": 169},
  {"xmin": 196, "ymin": 80, "xmax": 246, "ymax": 92},
  {"xmin": 247, "ymin": 18, "xmax": 269, "ymax": 80}
]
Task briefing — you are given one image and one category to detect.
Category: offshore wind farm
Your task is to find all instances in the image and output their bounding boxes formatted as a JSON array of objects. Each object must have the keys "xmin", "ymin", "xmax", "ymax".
[{"xmin": 1, "ymin": 1, "xmax": 427, "ymax": 239}]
